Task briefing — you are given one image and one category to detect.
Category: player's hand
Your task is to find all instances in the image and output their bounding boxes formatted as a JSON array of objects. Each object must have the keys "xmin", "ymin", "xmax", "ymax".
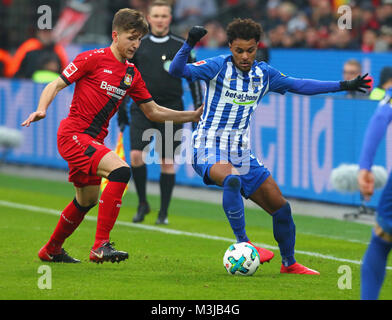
[
  {"xmin": 117, "ymin": 102, "xmax": 129, "ymax": 132},
  {"xmin": 186, "ymin": 26, "xmax": 208, "ymax": 47},
  {"xmin": 358, "ymin": 169, "xmax": 375, "ymax": 201},
  {"xmin": 192, "ymin": 104, "xmax": 204, "ymax": 122},
  {"xmin": 21, "ymin": 110, "xmax": 46, "ymax": 127},
  {"xmin": 340, "ymin": 73, "xmax": 371, "ymax": 93}
]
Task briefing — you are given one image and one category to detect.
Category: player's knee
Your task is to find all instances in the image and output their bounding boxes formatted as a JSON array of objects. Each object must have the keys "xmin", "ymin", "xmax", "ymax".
[
  {"xmin": 130, "ymin": 150, "xmax": 144, "ymax": 166},
  {"xmin": 108, "ymin": 166, "xmax": 131, "ymax": 183},
  {"xmin": 73, "ymin": 197, "xmax": 97, "ymax": 212},
  {"xmin": 223, "ymin": 175, "xmax": 241, "ymax": 191}
]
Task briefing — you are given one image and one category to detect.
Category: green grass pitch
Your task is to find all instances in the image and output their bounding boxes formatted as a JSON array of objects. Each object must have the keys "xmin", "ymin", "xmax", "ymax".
[{"xmin": 0, "ymin": 172, "xmax": 391, "ymax": 300}]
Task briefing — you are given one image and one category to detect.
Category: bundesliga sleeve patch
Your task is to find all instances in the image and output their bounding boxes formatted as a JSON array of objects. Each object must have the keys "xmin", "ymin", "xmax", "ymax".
[
  {"xmin": 63, "ymin": 62, "xmax": 78, "ymax": 78},
  {"xmin": 193, "ymin": 60, "xmax": 206, "ymax": 66}
]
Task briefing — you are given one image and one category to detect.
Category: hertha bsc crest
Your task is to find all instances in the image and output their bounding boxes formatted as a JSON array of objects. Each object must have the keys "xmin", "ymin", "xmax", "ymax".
[{"xmin": 124, "ymin": 73, "xmax": 132, "ymax": 86}]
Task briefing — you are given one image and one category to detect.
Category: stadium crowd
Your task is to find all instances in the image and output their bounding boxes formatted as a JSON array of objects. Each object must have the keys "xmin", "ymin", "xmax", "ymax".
[
  {"xmin": 0, "ymin": 0, "xmax": 392, "ymax": 84},
  {"xmin": 115, "ymin": 0, "xmax": 392, "ymax": 51}
]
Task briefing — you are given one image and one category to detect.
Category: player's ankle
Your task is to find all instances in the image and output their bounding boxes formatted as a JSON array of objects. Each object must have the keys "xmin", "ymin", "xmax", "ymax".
[{"xmin": 92, "ymin": 239, "xmax": 109, "ymax": 250}]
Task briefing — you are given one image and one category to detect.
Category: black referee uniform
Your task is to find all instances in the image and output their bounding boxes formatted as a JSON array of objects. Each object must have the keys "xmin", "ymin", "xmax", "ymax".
[
  {"xmin": 119, "ymin": 32, "xmax": 203, "ymax": 225},
  {"xmin": 129, "ymin": 32, "xmax": 203, "ymax": 157}
]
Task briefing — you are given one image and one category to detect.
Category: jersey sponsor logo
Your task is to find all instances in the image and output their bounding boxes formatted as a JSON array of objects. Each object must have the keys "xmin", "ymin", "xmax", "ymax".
[
  {"xmin": 193, "ymin": 60, "xmax": 206, "ymax": 66},
  {"xmin": 63, "ymin": 62, "xmax": 78, "ymax": 78},
  {"xmin": 225, "ymin": 90, "xmax": 258, "ymax": 105},
  {"xmin": 100, "ymin": 81, "xmax": 127, "ymax": 99},
  {"xmin": 103, "ymin": 69, "xmax": 112, "ymax": 74}
]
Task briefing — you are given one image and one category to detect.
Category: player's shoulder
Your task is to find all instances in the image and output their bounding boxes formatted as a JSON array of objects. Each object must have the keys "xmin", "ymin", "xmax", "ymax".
[
  {"xmin": 255, "ymin": 61, "xmax": 285, "ymax": 77},
  {"xmin": 193, "ymin": 54, "xmax": 229, "ymax": 67},
  {"xmin": 74, "ymin": 47, "xmax": 107, "ymax": 62},
  {"xmin": 255, "ymin": 60, "xmax": 271, "ymax": 72},
  {"xmin": 169, "ymin": 33, "xmax": 186, "ymax": 44},
  {"xmin": 125, "ymin": 60, "xmax": 141, "ymax": 75}
]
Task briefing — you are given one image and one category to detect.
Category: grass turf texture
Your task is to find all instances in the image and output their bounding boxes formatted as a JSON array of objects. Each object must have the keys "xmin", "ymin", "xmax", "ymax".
[{"xmin": 0, "ymin": 173, "xmax": 391, "ymax": 300}]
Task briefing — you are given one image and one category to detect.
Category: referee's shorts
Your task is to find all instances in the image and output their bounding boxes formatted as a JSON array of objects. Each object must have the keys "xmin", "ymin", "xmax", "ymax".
[{"xmin": 130, "ymin": 103, "xmax": 183, "ymax": 159}]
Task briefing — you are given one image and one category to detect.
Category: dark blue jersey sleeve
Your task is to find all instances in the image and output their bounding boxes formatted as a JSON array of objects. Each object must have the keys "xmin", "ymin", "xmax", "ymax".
[
  {"xmin": 267, "ymin": 65, "xmax": 341, "ymax": 95},
  {"xmin": 169, "ymin": 42, "xmax": 224, "ymax": 82},
  {"xmin": 359, "ymin": 92, "xmax": 392, "ymax": 170}
]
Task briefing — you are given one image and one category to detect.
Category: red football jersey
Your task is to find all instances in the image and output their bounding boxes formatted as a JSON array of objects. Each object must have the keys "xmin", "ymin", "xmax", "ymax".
[{"xmin": 58, "ymin": 47, "xmax": 152, "ymax": 142}]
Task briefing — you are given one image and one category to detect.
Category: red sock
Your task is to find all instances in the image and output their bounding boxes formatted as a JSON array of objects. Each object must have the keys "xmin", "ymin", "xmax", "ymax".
[
  {"xmin": 93, "ymin": 181, "xmax": 127, "ymax": 250},
  {"xmin": 46, "ymin": 199, "xmax": 89, "ymax": 254}
]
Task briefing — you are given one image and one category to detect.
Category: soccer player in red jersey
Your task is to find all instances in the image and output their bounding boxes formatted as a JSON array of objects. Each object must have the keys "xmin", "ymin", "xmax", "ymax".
[{"xmin": 21, "ymin": 8, "xmax": 202, "ymax": 264}]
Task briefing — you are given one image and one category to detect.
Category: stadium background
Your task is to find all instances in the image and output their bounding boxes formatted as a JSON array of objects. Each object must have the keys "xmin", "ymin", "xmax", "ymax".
[{"xmin": 1, "ymin": 0, "xmax": 392, "ymax": 208}]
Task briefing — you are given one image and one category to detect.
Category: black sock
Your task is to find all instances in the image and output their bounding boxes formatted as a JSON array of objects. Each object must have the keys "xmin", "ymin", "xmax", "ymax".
[
  {"xmin": 159, "ymin": 173, "xmax": 175, "ymax": 216},
  {"xmin": 131, "ymin": 164, "xmax": 147, "ymax": 204}
]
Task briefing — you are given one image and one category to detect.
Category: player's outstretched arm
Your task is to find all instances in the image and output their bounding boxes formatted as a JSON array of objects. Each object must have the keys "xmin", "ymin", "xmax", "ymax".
[
  {"xmin": 357, "ymin": 90, "xmax": 392, "ymax": 200},
  {"xmin": 169, "ymin": 26, "xmax": 207, "ymax": 79},
  {"xmin": 272, "ymin": 69, "xmax": 371, "ymax": 95},
  {"xmin": 21, "ymin": 77, "xmax": 68, "ymax": 127},
  {"xmin": 138, "ymin": 100, "xmax": 203, "ymax": 124}
]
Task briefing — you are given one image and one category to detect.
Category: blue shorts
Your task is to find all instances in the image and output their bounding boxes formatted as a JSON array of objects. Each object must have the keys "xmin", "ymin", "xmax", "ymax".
[
  {"xmin": 192, "ymin": 147, "xmax": 270, "ymax": 199},
  {"xmin": 377, "ymin": 171, "xmax": 392, "ymax": 234}
]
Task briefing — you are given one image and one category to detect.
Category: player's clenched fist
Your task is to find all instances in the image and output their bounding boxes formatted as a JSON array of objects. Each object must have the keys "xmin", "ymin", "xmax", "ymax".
[
  {"xmin": 186, "ymin": 26, "xmax": 208, "ymax": 47},
  {"xmin": 21, "ymin": 110, "xmax": 46, "ymax": 127},
  {"xmin": 358, "ymin": 169, "xmax": 375, "ymax": 201}
]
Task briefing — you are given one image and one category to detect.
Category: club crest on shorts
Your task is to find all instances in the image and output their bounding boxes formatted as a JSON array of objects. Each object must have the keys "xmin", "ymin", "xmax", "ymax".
[{"xmin": 124, "ymin": 73, "xmax": 133, "ymax": 86}]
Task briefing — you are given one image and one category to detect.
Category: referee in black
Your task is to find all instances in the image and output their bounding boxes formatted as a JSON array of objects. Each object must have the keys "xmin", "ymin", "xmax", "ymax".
[{"xmin": 118, "ymin": 0, "xmax": 203, "ymax": 225}]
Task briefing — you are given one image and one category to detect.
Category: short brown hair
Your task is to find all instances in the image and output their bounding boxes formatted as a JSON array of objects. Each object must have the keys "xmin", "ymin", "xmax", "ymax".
[
  {"xmin": 112, "ymin": 8, "xmax": 149, "ymax": 35},
  {"xmin": 149, "ymin": 0, "xmax": 172, "ymax": 13},
  {"xmin": 226, "ymin": 18, "xmax": 262, "ymax": 44}
]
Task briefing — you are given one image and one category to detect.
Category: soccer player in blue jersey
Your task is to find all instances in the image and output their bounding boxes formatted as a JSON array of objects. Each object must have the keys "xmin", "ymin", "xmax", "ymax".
[
  {"xmin": 358, "ymin": 89, "xmax": 392, "ymax": 299},
  {"xmin": 169, "ymin": 18, "xmax": 370, "ymax": 274}
]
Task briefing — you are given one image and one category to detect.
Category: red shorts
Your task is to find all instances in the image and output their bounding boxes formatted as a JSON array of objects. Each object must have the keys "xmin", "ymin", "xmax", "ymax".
[{"xmin": 57, "ymin": 133, "xmax": 111, "ymax": 188}]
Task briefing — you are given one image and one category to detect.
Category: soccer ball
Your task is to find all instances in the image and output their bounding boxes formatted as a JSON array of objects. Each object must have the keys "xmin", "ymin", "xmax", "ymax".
[{"xmin": 223, "ymin": 242, "xmax": 260, "ymax": 276}]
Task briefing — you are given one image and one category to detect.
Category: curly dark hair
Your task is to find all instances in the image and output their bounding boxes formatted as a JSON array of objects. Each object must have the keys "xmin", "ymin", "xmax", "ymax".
[{"xmin": 226, "ymin": 18, "xmax": 262, "ymax": 44}]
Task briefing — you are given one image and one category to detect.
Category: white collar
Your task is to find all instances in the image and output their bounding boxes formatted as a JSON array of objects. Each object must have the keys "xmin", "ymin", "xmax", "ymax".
[{"xmin": 149, "ymin": 34, "xmax": 170, "ymax": 43}]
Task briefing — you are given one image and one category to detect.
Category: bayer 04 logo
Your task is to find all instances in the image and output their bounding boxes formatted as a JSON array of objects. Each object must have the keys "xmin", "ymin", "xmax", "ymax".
[{"xmin": 223, "ymin": 242, "xmax": 260, "ymax": 276}]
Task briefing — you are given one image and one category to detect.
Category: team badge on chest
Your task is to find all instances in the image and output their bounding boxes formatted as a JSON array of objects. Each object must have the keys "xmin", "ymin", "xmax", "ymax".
[
  {"xmin": 124, "ymin": 73, "xmax": 133, "ymax": 86},
  {"xmin": 251, "ymin": 77, "xmax": 261, "ymax": 89}
]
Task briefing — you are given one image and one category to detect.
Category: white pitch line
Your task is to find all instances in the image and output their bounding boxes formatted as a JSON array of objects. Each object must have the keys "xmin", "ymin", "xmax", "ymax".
[{"xmin": 1, "ymin": 199, "xmax": 390, "ymax": 270}]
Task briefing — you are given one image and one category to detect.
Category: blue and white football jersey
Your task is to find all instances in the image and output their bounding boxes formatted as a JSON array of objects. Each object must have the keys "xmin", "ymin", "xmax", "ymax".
[{"xmin": 188, "ymin": 55, "xmax": 290, "ymax": 153}]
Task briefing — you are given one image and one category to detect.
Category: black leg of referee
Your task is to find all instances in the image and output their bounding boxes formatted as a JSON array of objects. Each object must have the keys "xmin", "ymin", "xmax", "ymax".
[
  {"xmin": 131, "ymin": 164, "xmax": 150, "ymax": 223},
  {"xmin": 157, "ymin": 172, "xmax": 175, "ymax": 224}
]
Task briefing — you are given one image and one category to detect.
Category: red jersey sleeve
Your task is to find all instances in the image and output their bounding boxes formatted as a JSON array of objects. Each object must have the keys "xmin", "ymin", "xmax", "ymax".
[
  {"xmin": 128, "ymin": 66, "xmax": 153, "ymax": 105},
  {"xmin": 60, "ymin": 49, "xmax": 99, "ymax": 85}
]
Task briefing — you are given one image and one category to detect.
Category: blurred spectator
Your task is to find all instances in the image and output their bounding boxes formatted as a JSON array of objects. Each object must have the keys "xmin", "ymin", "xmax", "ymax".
[
  {"xmin": 3, "ymin": 0, "xmax": 392, "ymax": 52},
  {"xmin": 129, "ymin": 0, "xmax": 151, "ymax": 17},
  {"xmin": 199, "ymin": 20, "xmax": 227, "ymax": 48},
  {"xmin": 342, "ymin": 59, "xmax": 372, "ymax": 98},
  {"xmin": 173, "ymin": 0, "xmax": 218, "ymax": 28},
  {"xmin": 256, "ymin": 41, "xmax": 269, "ymax": 63},
  {"xmin": 329, "ymin": 27, "xmax": 360, "ymax": 50},
  {"xmin": 31, "ymin": 52, "xmax": 61, "ymax": 83},
  {"xmin": 375, "ymin": 25, "xmax": 392, "ymax": 51},
  {"xmin": 369, "ymin": 66, "xmax": 392, "ymax": 100},
  {"xmin": 9, "ymin": 29, "xmax": 68, "ymax": 79},
  {"xmin": 268, "ymin": 24, "xmax": 287, "ymax": 48},
  {"xmin": 0, "ymin": 48, "xmax": 11, "ymax": 77},
  {"xmin": 362, "ymin": 29, "xmax": 378, "ymax": 52},
  {"xmin": 376, "ymin": 0, "xmax": 392, "ymax": 27},
  {"xmin": 309, "ymin": 0, "xmax": 334, "ymax": 28}
]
